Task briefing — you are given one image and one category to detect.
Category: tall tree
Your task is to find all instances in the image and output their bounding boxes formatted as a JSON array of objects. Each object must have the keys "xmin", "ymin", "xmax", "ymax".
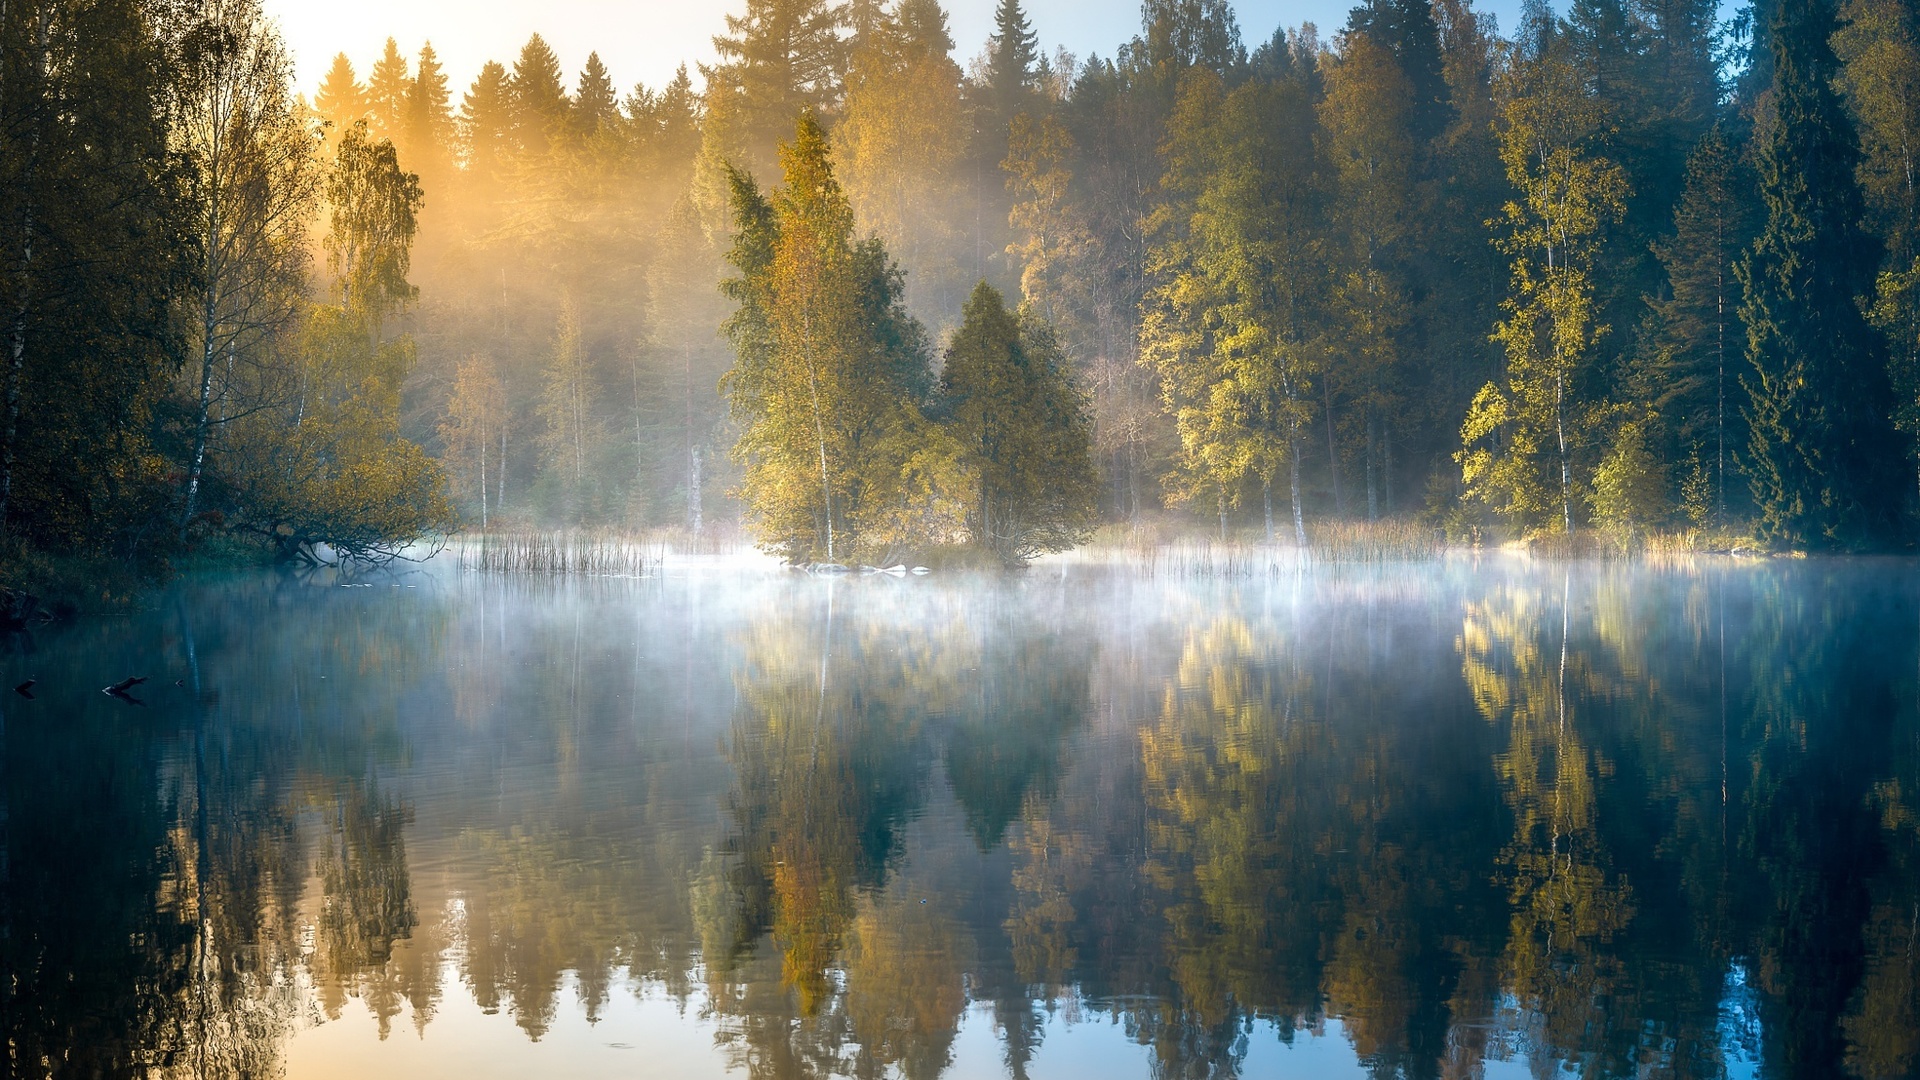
[
  {"xmin": 985, "ymin": 0, "xmax": 1039, "ymax": 118},
  {"xmin": 1837, "ymin": 0, "xmax": 1920, "ymax": 512},
  {"xmin": 1322, "ymin": 32, "xmax": 1418, "ymax": 519},
  {"xmin": 404, "ymin": 43, "xmax": 454, "ymax": 180},
  {"xmin": 172, "ymin": 0, "xmax": 322, "ymax": 529},
  {"xmin": 538, "ymin": 297, "xmax": 595, "ymax": 520},
  {"xmin": 1458, "ymin": 52, "xmax": 1628, "ymax": 535},
  {"xmin": 1738, "ymin": 0, "xmax": 1899, "ymax": 547},
  {"xmin": 1640, "ymin": 127, "xmax": 1756, "ymax": 527},
  {"xmin": 1345, "ymin": 0, "xmax": 1450, "ymax": 139},
  {"xmin": 313, "ymin": 52, "xmax": 367, "ymax": 149},
  {"xmin": 702, "ymin": 0, "xmax": 845, "ymax": 170},
  {"xmin": 365, "ymin": 37, "xmax": 410, "ymax": 141},
  {"xmin": 939, "ymin": 282, "xmax": 1098, "ymax": 564},
  {"xmin": 721, "ymin": 115, "xmax": 955, "ymax": 563},
  {"xmin": 509, "ymin": 33, "xmax": 568, "ymax": 156},
  {"xmin": 1142, "ymin": 72, "xmax": 1326, "ymax": 543}
]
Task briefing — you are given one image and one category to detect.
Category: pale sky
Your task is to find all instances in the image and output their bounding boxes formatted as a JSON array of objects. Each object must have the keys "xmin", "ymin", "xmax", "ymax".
[{"xmin": 262, "ymin": 0, "xmax": 1528, "ymax": 103}]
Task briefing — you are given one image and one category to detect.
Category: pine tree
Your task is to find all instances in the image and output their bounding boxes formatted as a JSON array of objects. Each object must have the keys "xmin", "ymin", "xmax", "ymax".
[
  {"xmin": 986, "ymin": 0, "xmax": 1039, "ymax": 117},
  {"xmin": 721, "ymin": 115, "xmax": 954, "ymax": 563},
  {"xmin": 510, "ymin": 34, "xmax": 568, "ymax": 156},
  {"xmin": 366, "ymin": 37, "xmax": 411, "ymax": 142},
  {"xmin": 314, "ymin": 53, "xmax": 367, "ymax": 148},
  {"xmin": 459, "ymin": 61, "xmax": 513, "ymax": 178},
  {"xmin": 1838, "ymin": 0, "xmax": 1920, "ymax": 509},
  {"xmin": 1322, "ymin": 32, "xmax": 1417, "ymax": 519},
  {"xmin": 702, "ymin": 0, "xmax": 845, "ymax": 170},
  {"xmin": 836, "ymin": 0, "xmax": 969, "ymax": 323},
  {"xmin": 1738, "ymin": 0, "xmax": 1900, "ymax": 547},
  {"xmin": 405, "ymin": 43, "xmax": 454, "ymax": 176},
  {"xmin": 1641, "ymin": 127, "xmax": 1755, "ymax": 526},
  {"xmin": 570, "ymin": 53, "xmax": 618, "ymax": 141},
  {"xmin": 939, "ymin": 282, "xmax": 1098, "ymax": 564},
  {"xmin": 1345, "ymin": 0, "xmax": 1450, "ymax": 139}
]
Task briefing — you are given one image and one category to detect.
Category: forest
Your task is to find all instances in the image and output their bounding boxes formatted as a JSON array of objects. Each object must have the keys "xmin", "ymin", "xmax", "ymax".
[{"xmin": 3, "ymin": 0, "xmax": 1920, "ymax": 579}]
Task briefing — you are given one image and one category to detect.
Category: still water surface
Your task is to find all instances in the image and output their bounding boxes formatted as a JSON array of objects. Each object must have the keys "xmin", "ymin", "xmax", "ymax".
[{"xmin": 4, "ymin": 558, "xmax": 1918, "ymax": 1079}]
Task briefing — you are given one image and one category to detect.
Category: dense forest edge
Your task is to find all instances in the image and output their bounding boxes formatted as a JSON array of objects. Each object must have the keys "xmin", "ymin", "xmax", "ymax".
[{"xmin": 3, "ymin": 0, "xmax": 1919, "ymax": 612}]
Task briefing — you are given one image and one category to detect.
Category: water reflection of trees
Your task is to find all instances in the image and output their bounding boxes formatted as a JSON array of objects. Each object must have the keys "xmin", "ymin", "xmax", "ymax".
[{"xmin": 9, "ymin": 568, "xmax": 1920, "ymax": 1079}]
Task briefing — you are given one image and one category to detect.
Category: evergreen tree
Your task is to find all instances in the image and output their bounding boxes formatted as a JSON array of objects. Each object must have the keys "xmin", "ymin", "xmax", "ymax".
[
  {"xmin": 510, "ymin": 33, "xmax": 568, "ymax": 156},
  {"xmin": 702, "ymin": 0, "xmax": 844, "ymax": 170},
  {"xmin": 938, "ymin": 282, "xmax": 1098, "ymax": 564},
  {"xmin": 1738, "ymin": 0, "xmax": 1899, "ymax": 547},
  {"xmin": 570, "ymin": 53, "xmax": 618, "ymax": 140},
  {"xmin": 458, "ymin": 60, "xmax": 513, "ymax": 178},
  {"xmin": 1640, "ymin": 127, "xmax": 1756, "ymax": 526},
  {"xmin": 405, "ymin": 43, "xmax": 454, "ymax": 175},
  {"xmin": 366, "ymin": 37, "xmax": 411, "ymax": 141},
  {"xmin": 1322, "ymin": 32, "xmax": 1418, "ymax": 519},
  {"xmin": 986, "ymin": 0, "xmax": 1039, "ymax": 117},
  {"xmin": 721, "ymin": 115, "xmax": 957, "ymax": 564},
  {"xmin": 314, "ymin": 52, "xmax": 367, "ymax": 148},
  {"xmin": 1345, "ymin": 0, "xmax": 1450, "ymax": 139}
]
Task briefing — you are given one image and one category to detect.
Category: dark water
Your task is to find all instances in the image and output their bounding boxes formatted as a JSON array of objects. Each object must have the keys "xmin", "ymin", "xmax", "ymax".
[{"xmin": 4, "ymin": 558, "xmax": 1918, "ymax": 1079}]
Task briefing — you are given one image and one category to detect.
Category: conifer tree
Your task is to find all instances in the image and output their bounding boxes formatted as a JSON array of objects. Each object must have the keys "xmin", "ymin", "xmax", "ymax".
[
  {"xmin": 939, "ymin": 282, "xmax": 1098, "ymax": 564},
  {"xmin": 570, "ymin": 53, "xmax": 618, "ymax": 140},
  {"xmin": 703, "ymin": 0, "xmax": 844, "ymax": 170},
  {"xmin": 986, "ymin": 0, "xmax": 1039, "ymax": 118},
  {"xmin": 1738, "ymin": 0, "xmax": 1899, "ymax": 547},
  {"xmin": 1641, "ymin": 127, "xmax": 1755, "ymax": 526},
  {"xmin": 314, "ymin": 53, "xmax": 367, "ymax": 149},
  {"xmin": 721, "ymin": 115, "xmax": 955, "ymax": 564},
  {"xmin": 366, "ymin": 37, "xmax": 411, "ymax": 142},
  {"xmin": 405, "ymin": 43, "xmax": 454, "ymax": 175},
  {"xmin": 510, "ymin": 34, "xmax": 568, "ymax": 156},
  {"xmin": 1346, "ymin": 0, "xmax": 1450, "ymax": 139},
  {"xmin": 458, "ymin": 61, "xmax": 513, "ymax": 178}
]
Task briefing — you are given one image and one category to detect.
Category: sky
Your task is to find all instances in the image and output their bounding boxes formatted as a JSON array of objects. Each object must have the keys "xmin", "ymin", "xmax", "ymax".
[{"xmin": 262, "ymin": 0, "xmax": 1530, "ymax": 103}]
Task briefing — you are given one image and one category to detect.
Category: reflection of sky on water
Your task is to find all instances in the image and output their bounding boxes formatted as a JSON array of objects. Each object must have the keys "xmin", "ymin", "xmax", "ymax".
[{"xmin": 8, "ymin": 556, "xmax": 1920, "ymax": 1078}]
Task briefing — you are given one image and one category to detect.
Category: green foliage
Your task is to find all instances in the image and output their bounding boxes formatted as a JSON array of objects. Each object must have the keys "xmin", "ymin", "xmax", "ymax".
[
  {"xmin": 1739, "ymin": 0, "xmax": 1900, "ymax": 548},
  {"xmin": 939, "ymin": 282, "xmax": 1099, "ymax": 565},
  {"xmin": 1589, "ymin": 415, "xmax": 1668, "ymax": 538},
  {"xmin": 1458, "ymin": 50, "xmax": 1628, "ymax": 535},
  {"xmin": 721, "ymin": 114, "xmax": 955, "ymax": 564}
]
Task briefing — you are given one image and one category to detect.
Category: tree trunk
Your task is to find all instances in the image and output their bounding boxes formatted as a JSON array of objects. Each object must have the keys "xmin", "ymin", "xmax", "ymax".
[
  {"xmin": 1263, "ymin": 475, "xmax": 1274, "ymax": 544},
  {"xmin": 1324, "ymin": 377, "xmax": 1342, "ymax": 516},
  {"xmin": 1290, "ymin": 428, "xmax": 1306, "ymax": 546},
  {"xmin": 1365, "ymin": 412, "xmax": 1379, "ymax": 522}
]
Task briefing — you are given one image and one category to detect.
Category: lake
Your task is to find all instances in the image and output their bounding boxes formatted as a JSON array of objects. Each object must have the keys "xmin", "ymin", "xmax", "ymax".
[{"xmin": 4, "ymin": 556, "xmax": 1917, "ymax": 1079}]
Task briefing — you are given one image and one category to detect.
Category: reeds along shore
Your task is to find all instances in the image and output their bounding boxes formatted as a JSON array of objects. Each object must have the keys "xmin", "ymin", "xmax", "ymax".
[{"xmin": 455, "ymin": 531, "xmax": 665, "ymax": 576}]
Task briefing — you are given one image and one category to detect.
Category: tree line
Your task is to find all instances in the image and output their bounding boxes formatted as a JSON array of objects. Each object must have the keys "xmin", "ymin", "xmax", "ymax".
[{"xmin": 5, "ymin": 0, "xmax": 1920, "ymax": 570}]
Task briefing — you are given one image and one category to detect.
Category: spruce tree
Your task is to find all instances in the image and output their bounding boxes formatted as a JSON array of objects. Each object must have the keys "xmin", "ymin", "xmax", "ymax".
[
  {"xmin": 366, "ymin": 38, "xmax": 411, "ymax": 141},
  {"xmin": 509, "ymin": 34, "xmax": 568, "ymax": 155},
  {"xmin": 459, "ymin": 61, "xmax": 513, "ymax": 178},
  {"xmin": 987, "ymin": 0, "xmax": 1039, "ymax": 117},
  {"xmin": 1642, "ymin": 127, "xmax": 1755, "ymax": 526},
  {"xmin": 1738, "ymin": 0, "xmax": 1899, "ymax": 547},
  {"xmin": 1345, "ymin": 0, "xmax": 1450, "ymax": 139},
  {"xmin": 939, "ymin": 282, "xmax": 1098, "ymax": 564}
]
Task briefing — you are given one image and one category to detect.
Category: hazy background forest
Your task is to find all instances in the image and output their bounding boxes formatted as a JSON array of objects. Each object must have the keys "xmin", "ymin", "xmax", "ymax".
[{"xmin": 4, "ymin": 0, "xmax": 1919, "ymax": 583}]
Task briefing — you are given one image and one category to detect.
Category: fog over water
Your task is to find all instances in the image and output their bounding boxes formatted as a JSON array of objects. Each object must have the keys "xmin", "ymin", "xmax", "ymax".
[{"xmin": 4, "ymin": 557, "xmax": 1917, "ymax": 1078}]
